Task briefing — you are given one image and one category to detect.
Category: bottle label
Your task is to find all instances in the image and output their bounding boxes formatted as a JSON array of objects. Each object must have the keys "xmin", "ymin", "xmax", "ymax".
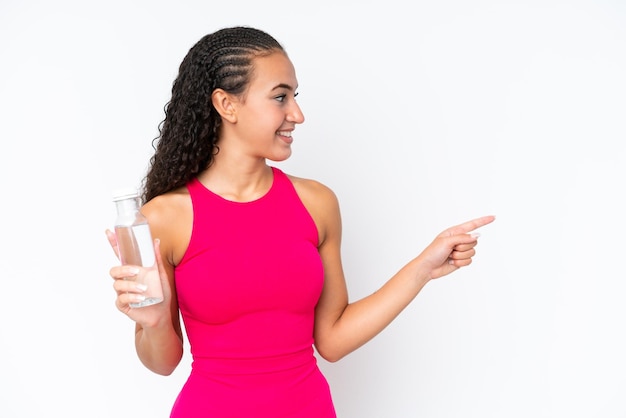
[{"xmin": 132, "ymin": 224, "xmax": 156, "ymax": 266}]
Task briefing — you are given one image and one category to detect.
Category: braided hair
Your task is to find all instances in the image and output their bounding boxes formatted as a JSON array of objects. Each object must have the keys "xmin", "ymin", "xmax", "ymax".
[{"xmin": 142, "ymin": 26, "xmax": 285, "ymax": 203}]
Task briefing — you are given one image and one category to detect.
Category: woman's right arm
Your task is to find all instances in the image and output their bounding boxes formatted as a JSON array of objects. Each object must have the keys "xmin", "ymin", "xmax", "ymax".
[
  {"xmin": 133, "ymin": 242, "xmax": 183, "ymax": 376},
  {"xmin": 106, "ymin": 193, "xmax": 188, "ymax": 376}
]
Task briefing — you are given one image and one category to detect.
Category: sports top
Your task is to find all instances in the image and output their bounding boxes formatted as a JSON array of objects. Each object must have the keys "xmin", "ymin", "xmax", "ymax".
[{"xmin": 170, "ymin": 166, "xmax": 336, "ymax": 417}]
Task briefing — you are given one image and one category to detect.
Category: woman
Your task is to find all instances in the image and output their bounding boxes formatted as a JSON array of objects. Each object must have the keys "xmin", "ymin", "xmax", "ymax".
[{"xmin": 106, "ymin": 26, "xmax": 495, "ymax": 417}]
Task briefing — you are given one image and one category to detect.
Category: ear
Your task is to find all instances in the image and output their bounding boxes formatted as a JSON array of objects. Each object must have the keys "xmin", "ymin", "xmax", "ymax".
[{"xmin": 211, "ymin": 89, "xmax": 238, "ymax": 123}]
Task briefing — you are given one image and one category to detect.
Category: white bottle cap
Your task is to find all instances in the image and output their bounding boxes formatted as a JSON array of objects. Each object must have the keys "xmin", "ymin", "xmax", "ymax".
[{"xmin": 112, "ymin": 187, "xmax": 140, "ymax": 202}]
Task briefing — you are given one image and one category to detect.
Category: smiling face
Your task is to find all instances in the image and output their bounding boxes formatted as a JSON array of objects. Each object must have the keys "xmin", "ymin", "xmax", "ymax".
[{"xmin": 219, "ymin": 51, "xmax": 305, "ymax": 163}]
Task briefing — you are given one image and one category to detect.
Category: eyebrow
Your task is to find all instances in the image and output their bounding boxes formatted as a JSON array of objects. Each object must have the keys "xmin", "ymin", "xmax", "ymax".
[{"xmin": 271, "ymin": 83, "xmax": 297, "ymax": 91}]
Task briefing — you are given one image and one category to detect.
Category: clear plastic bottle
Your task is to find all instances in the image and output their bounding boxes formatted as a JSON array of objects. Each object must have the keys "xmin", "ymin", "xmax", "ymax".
[{"xmin": 112, "ymin": 187, "xmax": 163, "ymax": 308}]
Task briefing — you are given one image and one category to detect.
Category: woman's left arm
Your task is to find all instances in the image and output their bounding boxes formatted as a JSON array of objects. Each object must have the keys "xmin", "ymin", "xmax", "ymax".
[{"xmin": 295, "ymin": 177, "xmax": 494, "ymax": 363}]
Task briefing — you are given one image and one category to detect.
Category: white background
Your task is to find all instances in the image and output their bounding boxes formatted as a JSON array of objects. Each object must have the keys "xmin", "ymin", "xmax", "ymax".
[{"xmin": 1, "ymin": 0, "xmax": 625, "ymax": 417}]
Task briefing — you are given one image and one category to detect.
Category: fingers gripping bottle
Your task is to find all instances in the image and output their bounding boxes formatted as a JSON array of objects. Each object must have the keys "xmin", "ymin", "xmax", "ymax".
[{"xmin": 112, "ymin": 188, "xmax": 163, "ymax": 308}]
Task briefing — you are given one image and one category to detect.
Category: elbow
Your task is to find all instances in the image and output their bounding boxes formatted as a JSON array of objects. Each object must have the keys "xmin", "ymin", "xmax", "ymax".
[
  {"xmin": 139, "ymin": 352, "xmax": 183, "ymax": 376},
  {"xmin": 318, "ymin": 352, "xmax": 343, "ymax": 364},
  {"xmin": 143, "ymin": 361, "xmax": 179, "ymax": 376},
  {"xmin": 153, "ymin": 366, "xmax": 177, "ymax": 376},
  {"xmin": 314, "ymin": 342, "xmax": 347, "ymax": 364}
]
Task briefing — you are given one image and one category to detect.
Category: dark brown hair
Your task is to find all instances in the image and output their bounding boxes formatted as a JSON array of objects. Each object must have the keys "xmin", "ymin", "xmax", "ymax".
[{"xmin": 142, "ymin": 26, "xmax": 284, "ymax": 203}]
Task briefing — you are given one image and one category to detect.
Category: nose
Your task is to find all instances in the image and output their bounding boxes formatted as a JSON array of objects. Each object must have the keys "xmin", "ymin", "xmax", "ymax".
[{"xmin": 287, "ymin": 101, "xmax": 305, "ymax": 124}]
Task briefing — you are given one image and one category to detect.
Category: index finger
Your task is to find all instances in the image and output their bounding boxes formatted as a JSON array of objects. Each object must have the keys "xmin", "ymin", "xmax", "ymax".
[
  {"xmin": 442, "ymin": 215, "xmax": 496, "ymax": 237},
  {"xmin": 105, "ymin": 229, "xmax": 121, "ymax": 259}
]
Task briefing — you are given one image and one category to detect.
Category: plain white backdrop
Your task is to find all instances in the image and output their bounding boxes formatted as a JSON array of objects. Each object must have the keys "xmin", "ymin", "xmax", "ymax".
[{"xmin": 1, "ymin": 0, "xmax": 625, "ymax": 417}]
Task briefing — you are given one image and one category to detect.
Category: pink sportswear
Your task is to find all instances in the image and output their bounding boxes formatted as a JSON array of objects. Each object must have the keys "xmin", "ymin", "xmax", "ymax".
[{"xmin": 170, "ymin": 167, "xmax": 336, "ymax": 417}]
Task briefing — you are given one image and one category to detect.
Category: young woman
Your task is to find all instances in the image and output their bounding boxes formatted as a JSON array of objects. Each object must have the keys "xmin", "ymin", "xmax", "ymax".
[{"xmin": 106, "ymin": 26, "xmax": 495, "ymax": 417}]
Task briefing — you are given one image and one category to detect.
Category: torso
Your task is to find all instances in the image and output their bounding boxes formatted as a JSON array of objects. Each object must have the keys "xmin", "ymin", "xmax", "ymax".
[{"xmin": 150, "ymin": 166, "xmax": 336, "ymax": 417}]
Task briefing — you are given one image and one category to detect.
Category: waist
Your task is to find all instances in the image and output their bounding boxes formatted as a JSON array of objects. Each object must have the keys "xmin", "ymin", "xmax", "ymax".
[{"xmin": 192, "ymin": 346, "xmax": 318, "ymax": 376}]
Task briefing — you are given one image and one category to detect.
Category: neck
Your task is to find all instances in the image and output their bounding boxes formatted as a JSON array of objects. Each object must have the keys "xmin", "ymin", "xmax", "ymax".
[{"xmin": 197, "ymin": 158, "xmax": 273, "ymax": 203}]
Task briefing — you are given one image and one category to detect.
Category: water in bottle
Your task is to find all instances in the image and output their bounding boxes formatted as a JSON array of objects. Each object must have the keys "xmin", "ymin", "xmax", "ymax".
[{"xmin": 113, "ymin": 188, "xmax": 163, "ymax": 308}]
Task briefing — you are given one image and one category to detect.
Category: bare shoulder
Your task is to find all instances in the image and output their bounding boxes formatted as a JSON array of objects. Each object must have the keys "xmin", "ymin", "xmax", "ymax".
[
  {"xmin": 286, "ymin": 174, "xmax": 341, "ymax": 245},
  {"xmin": 140, "ymin": 186, "xmax": 192, "ymax": 265},
  {"xmin": 141, "ymin": 187, "xmax": 191, "ymax": 224},
  {"xmin": 287, "ymin": 174, "xmax": 339, "ymax": 208}
]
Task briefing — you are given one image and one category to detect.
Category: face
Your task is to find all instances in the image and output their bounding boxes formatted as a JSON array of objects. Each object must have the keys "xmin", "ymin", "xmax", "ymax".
[{"xmin": 227, "ymin": 52, "xmax": 305, "ymax": 162}]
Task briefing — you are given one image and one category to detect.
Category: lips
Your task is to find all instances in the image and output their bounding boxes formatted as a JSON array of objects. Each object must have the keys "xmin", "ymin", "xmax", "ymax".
[{"xmin": 277, "ymin": 130, "xmax": 293, "ymax": 144}]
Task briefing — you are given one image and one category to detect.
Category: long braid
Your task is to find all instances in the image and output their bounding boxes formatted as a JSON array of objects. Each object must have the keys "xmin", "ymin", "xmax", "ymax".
[{"xmin": 142, "ymin": 27, "xmax": 284, "ymax": 203}]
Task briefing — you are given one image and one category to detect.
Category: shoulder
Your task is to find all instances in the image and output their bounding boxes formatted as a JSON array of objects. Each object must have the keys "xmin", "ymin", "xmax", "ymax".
[
  {"xmin": 285, "ymin": 173, "xmax": 341, "ymax": 245},
  {"xmin": 286, "ymin": 173, "xmax": 339, "ymax": 209},
  {"xmin": 142, "ymin": 186, "xmax": 191, "ymax": 224},
  {"xmin": 141, "ymin": 186, "xmax": 192, "ymax": 265}
]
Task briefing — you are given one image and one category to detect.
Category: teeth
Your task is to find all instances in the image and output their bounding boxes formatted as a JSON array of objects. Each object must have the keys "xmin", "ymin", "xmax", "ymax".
[{"xmin": 277, "ymin": 131, "xmax": 292, "ymax": 137}]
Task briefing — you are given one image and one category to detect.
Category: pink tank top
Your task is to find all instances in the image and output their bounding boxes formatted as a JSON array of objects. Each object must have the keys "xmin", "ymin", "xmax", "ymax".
[{"xmin": 171, "ymin": 167, "xmax": 336, "ymax": 417}]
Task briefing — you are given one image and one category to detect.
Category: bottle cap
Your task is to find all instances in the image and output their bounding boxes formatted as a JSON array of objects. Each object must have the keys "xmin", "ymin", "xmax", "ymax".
[{"xmin": 112, "ymin": 187, "xmax": 140, "ymax": 202}]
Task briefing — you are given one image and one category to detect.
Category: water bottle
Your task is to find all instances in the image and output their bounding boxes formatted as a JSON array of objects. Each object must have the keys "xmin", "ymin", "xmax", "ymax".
[{"xmin": 112, "ymin": 187, "xmax": 163, "ymax": 308}]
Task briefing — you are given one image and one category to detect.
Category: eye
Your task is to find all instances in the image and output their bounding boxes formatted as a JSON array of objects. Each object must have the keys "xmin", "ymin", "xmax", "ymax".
[{"xmin": 275, "ymin": 92, "xmax": 299, "ymax": 103}]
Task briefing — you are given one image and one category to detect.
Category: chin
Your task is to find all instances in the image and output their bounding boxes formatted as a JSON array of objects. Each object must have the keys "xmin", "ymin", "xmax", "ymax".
[{"xmin": 268, "ymin": 149, "xmax": 292, "ymax": 162}]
